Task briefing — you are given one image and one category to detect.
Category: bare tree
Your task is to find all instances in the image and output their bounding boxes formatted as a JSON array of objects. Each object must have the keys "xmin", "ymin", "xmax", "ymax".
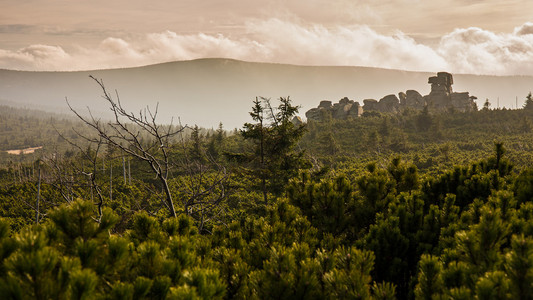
[
  {"xmin": 178, "ymin": 158, "xmax": 228, "ymax": 232},
  {"xmin": 67, "ymin": 76, "xmax": 185, "ymax": 218},
  {"xmin": 35, "ymin": 159, "xmax": 41, "ymax": 223},
  {"xmin": 45, "ymin": 151, "xmax": 78, "ymax": 204}
]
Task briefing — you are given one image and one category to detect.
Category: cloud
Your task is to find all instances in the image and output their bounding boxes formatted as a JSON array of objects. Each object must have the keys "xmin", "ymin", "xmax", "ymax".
[
  {"xmin": 245, "ymin": 18, "xmax": 447, "ymax": 71},
  {"xmin": 514, "ymin": 22, "xmax": 533, "ymax": 35},
  {"xmin": 1, "ymin": 19, "xmax": 533, "ymax": 75},
  {"xmin": 439, "ymin": 26, "xmax": 533, "ymax": 75},
  {"xmin": 0, "ymin": 19, "xmax": 446, "ymax": 72},
  {"xmin": 0, "ymin": 45, "xmax": 71, "ymax": 70}
]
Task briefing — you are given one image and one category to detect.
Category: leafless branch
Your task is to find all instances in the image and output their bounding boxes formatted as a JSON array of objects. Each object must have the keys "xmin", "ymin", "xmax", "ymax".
[{"xmin": 65, "ymin": 76, "xmax": 188, "ymax": 217}]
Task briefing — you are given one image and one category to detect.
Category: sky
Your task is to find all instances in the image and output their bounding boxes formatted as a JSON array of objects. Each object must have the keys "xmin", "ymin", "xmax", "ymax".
[{"xmin": 1, "ymin": 0, "xmax": 533, "ymax": 75}]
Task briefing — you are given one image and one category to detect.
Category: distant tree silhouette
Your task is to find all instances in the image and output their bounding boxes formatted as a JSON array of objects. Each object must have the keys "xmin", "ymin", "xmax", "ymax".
[
  {"xmin": 483, "ymin": 98, "xmax": 491, "ymax": 111},
  {"xmin": 524, "ymin": 92, "xmax": 533, "ymax": 110}
]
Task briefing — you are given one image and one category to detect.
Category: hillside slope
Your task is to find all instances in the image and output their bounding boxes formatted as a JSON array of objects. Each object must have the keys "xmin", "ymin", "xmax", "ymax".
[{"xmin": 1, "ymin": 59, "xmax": 531, "ymax": 128}]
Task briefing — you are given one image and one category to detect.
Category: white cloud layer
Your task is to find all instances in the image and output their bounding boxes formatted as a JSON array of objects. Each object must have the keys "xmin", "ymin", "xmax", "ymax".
[
  {"xmin": 438, "ymin": 23, "xmax": 533, "ymax": 75},
  {"xmin": 1, "ymin": 19, "xmax": 533, "ymax": 75}
]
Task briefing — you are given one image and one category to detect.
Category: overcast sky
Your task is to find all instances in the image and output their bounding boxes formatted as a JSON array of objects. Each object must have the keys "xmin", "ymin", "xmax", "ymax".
[{"xmin": 1, "ymin": 0, "xmax": 533, "ymax": 74}]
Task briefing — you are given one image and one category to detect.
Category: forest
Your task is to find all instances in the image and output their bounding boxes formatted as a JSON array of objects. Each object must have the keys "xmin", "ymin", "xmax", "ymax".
[{"xmin": 0, "ymin": 84, "xmax": 532, "ymax": 299}]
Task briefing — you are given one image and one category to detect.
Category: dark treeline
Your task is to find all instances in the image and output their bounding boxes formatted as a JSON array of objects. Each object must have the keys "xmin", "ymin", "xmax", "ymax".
[{"xmin": 0, "ymin": 90, "xmax": 533, "ymax": 299}]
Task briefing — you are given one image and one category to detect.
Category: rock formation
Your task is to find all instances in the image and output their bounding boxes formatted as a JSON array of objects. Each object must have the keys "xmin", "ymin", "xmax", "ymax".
[
  {"xmin": 422, "ymin": 72, "xmax": 476, "ymax": 112},
  {"xmin": 305, "ymin": 72, "xmax": 477, "ymax": 122},
  {"xmin": 405, "ymin": 90, "xmax": 425, "ymax": 110},
  {"xmin": 306, "ymin": 97, "xmax": 362, "ymax": 122},
  {"xmin": 450, "ymin": 92, "xmax": 476, "ymax": 112},
  {"xmin": 379, "ymin": 94, "xmax": 401, "ymax": 113},
  {"xmin": 362, "ymin": 95, "xmax": 400, "ymax": 114}
]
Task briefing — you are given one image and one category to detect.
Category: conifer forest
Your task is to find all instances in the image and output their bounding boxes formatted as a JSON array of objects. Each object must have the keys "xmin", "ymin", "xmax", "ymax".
[{"xmin": 1, "ymin": 85, "xmax": 533, "ymax": 299}]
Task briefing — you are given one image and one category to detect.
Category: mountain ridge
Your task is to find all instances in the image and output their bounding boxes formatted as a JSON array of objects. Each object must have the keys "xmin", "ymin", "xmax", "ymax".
[
  {"xmin": 4, "ymin": 58, "xmax": 533, "ymax": 79},
  {"xmin": 0, "ymin": 58, "xmax": 444, "ymax": 74},
  {"xmin": 1, "ymin": 58, "xmax": 531, "ymax": 128}
]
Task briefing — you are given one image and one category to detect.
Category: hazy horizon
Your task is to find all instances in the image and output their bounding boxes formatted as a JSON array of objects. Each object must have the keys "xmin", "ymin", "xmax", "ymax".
[
  {"xmin": 1, "ymin": 1, "xmax": 533, "ymax": 75},
  {"xmin": 1, "ymin": 59, "xmax": 532, "ymax": 129}
]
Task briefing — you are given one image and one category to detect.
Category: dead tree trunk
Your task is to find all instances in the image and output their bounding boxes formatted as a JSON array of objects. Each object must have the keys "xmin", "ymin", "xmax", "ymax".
[
  {"xmin": 67, "ymin": 76, "xmax": 186, "ymax": 218},
  {"xmin": 35, "ymin": 162, "xmax": 41, "ymax": 224}
]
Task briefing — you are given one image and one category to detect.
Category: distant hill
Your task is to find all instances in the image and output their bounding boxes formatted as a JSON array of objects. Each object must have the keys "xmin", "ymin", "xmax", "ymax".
[{"xmin": 0, "ymin": 58, "xmax": 531, "ymax": 129}]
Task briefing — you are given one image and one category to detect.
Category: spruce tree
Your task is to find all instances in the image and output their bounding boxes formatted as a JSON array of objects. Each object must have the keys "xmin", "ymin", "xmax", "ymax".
[
  {"xmin": 524, "ymin": 92, "xmax": 533, "ymax": 110},
  {"xmin": 241, "ymin": 97, "xmax": 307, "ymax": 202}
]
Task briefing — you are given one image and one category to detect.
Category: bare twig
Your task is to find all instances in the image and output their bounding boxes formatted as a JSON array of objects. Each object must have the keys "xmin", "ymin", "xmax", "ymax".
[{"xmin": 66, "ymin": 76, "xmax": 187, "ymax": 217}]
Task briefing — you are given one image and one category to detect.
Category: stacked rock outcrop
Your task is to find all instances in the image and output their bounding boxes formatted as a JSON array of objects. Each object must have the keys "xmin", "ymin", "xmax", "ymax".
[
  {"xmin": 305, "ymin": 72, "xmax": 477, "ymax": 122},
  {"xmin": 404, "ymin": 90, "xmax": 425, "ymax": 110},
  {"xmin": 305, "ymin": 97, "xmax": 362, "ymax": 122},
  {"xmin": 423, "ymin": 72, "xmax": 476, "ymax": 112},
  {"xmin": 362, "ymin": 94, "xmax": 400, "ymax": 114}
]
